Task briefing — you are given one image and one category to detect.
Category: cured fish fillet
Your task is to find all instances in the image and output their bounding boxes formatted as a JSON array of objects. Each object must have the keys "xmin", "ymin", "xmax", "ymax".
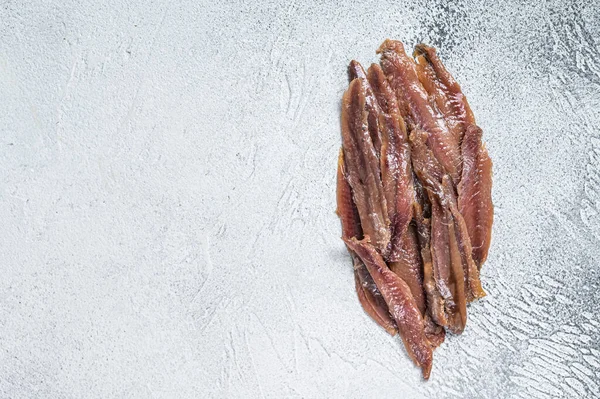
[
  {"xmin": 458, "ymin": 124, "xmax": 494, "ymax": 269},
  {"xmin": 414, "ymin": 201, "xmax": 447, "ymax": 329},
  {"xmin": 349, "ymin": 61, "xmax": 417, "ymax": 261},
  {"xmin": 410, "ymin": 130, "xmax": 484, "ymax": 332},
  {"xmin": 354, "ymin": 260, "xmax": 397, "ymax": 336},
  {"xmin": 348, "ymin": 61, "xmax": 383, "ymax": 157},
  {"xmin": 388, "ymin": 225, "xmax": 425, "ymax": 315},
  {"xmin": 365, "ymin": 63, "xmax": 416, "ymax": 259},
  {"xmin": 336, "ymin": 150, "xmax": 397, "ymax": 335},
  {"xmin": 345, "ymin": 237, "xmax": 433, "ymax": 379},
  {"xmin": 340, "ymin": 78, "xmax": 391, "ymax": 253},
  {"xmin": 389, "ymin": 223, "xmax": 446, "ymax": 346},
  {"xmin": 430, "ymin": 195, "xmax": 464, "ymax": 334},
  {"xmin": 442, "ymin": 176, "xmax": 486, "ymax": 302},
  {"xmin": 413, "ymin": 44, "xmax": 475, "ymax": 144},
  {"xmin": 336, "ymin": 149, "xmax": 362, "ymax": 242},
  {"xmin": 378, "ymin": 39, "xmax": 461, "ymax": 182},
  {"xmin": 356, "ymin": 61, "xmax": 436, "ymax": 344}
]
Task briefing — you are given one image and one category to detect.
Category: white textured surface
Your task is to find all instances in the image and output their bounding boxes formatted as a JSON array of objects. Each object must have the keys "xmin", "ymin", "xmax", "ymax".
[{"xmin": 1, "ymin": 1, "xmax": 600, "ymax": 397}]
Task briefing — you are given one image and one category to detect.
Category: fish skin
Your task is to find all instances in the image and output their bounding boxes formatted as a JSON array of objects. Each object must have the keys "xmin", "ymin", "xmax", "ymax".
[{"xmin": 345, "ymin": 237, "xmax": 433, "ymax": 379}]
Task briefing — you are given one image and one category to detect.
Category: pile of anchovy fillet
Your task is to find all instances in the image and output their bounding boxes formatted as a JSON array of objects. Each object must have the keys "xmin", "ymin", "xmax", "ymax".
[{"xmin": 336, "ymin": 39, "xmax": 493, "ymax": 379}]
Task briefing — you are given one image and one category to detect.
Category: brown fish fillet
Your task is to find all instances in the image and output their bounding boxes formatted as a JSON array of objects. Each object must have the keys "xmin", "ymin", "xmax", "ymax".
[
  {"xmin": 354, "ymin": 259, "xmax": 397, "ymax": 336},
  {"xmin": 388, "ymin": 225, "xmax": 425, "ymax": 315},
  {"xmin": 430, "ymin": 196, "xmax": 463, "ymax": 334},
  {"xmin": 395, "ymin": 218, "xmax": 446, "ymax": 347},
  {"xmin": 349, "ymin": 60, "xmax": 383, "ymax": 157},
  {"xmin": 442, "ymin": 176, "xmax": 486, "ymax": 302},
  {"xmin": 377, "ymin": 39, "xmax": 461, "ymax": 182},
  {"xmin": 458, "ymin": 124, "xmax": 493, "ymax": 269},
  {"xmin": 411, "ymin": 132, "xmax": 448, "ymax": 329},
  {"xmin": 349, "ymin": 61, "xmax": 399, "ymax": 238},
  {"xmin": 341, "ymin": 79, "xmax": 391, "ymax": 252},
  {"xmin": 336, "ymin": 150, "xmax": 397, "ymax": 335},
  {"xmin": 366, "ymin": 63, "xmax": 416, "ymax": 258},
  {"xmin": 414, "ymin": 203, "xmax": 447, "ymax": 328},
  {"xmin": 414, "ymin": 44, "xmax": 475, "ymax": 144},
  {"xmin": 364, "ymin": 63, "xmax": 432, "ymax": 341},
  {"xmin": 408, "ymin": 130, "xmax": 445, "ymax": 197},
  {"xmin": 345, "ymin": 237, "xmax": 433, "ymax": 379},
  {"xmin": 410, "ymin": 130, "xmax": 475, "ymax": 331},
  {"xmin": 391, "ymin": 186, "xmax": 446, "ymax": 346},
  {"xmin": 409, "ymin": 130, "xmax": 455, "ymax": 309}
]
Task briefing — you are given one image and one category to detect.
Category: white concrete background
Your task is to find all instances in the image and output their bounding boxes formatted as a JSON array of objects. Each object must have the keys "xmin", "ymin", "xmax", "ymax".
[{"xmin": 1, "ymin": 0, "xmax": 600, "ymax": 397}]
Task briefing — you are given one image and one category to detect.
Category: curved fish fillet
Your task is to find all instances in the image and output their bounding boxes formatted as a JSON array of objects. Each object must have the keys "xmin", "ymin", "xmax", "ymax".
[
  {"xmin": 354, "ymin": 259, "xmax": 397, "ymax": 336},
  {"xmin": 345, "ymin": 237, "xmax": 433, "ymax": 379},
  {"xmin": 336, "ymin": 149, "xmax": 362, "ymax": 241},
  {"xmin": 430, "ymin": 196, "xmax": 464, "ymax": 334}
]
